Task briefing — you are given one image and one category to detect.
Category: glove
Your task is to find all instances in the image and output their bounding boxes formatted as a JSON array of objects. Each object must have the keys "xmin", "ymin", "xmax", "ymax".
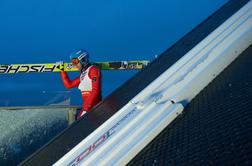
[{"xmin": 56, "ymin": 61, "xmax": 65, "ymax": 71}]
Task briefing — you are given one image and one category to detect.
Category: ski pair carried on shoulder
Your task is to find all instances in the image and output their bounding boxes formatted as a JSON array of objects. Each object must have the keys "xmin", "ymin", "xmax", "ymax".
[{"xmin": 0, "ymin": 60, "xmax": 150, "ymax": 74}]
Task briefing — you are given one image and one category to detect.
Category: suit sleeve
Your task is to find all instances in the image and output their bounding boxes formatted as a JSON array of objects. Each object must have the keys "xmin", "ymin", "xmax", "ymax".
[
  {"xmin": 60, "ymin": 71, "xmax": 80, "ymax": 89},
  {"xmin": 86, "ymin": 66, "xmax": 101, "ymax": 110}
]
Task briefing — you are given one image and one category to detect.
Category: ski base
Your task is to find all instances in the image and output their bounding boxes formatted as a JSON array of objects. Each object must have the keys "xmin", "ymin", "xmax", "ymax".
[{"xmin": 0, "ymin": 60, "xmax": 150, "ymax": 74}]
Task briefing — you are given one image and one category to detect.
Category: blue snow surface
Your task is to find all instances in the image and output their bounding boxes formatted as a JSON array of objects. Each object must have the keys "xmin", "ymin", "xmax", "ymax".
[{"xmin": 0, "ymin": 0, "xmax": 228, "ymax": 106}]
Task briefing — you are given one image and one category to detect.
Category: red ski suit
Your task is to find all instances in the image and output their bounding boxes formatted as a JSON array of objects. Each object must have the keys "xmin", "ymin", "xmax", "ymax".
[{"xmin": 60, "ymin": 65, "xmax": 101, "ymax": 119}]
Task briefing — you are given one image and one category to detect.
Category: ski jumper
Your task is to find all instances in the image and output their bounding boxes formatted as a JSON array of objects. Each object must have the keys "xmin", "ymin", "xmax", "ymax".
[{"xmin": 60, "ymin": 65, "xmax": 102, "ymax": 119}]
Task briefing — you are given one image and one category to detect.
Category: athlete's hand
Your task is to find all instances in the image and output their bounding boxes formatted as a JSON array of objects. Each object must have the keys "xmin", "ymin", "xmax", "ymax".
[{"xmin": 56, "ymin": 61, "xmax": 65, "ymax": 71}]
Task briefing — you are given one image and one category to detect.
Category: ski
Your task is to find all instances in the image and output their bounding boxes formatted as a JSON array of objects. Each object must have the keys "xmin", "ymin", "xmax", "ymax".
[{"xmin": 0, "ymin": 60, "xmax": 150, "ymax": 74}]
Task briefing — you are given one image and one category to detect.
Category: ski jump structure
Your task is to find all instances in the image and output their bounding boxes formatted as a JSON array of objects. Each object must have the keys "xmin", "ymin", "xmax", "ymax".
[{"xmin": 21, "ymin": 0, "xmax": 252, "ymax": 165}]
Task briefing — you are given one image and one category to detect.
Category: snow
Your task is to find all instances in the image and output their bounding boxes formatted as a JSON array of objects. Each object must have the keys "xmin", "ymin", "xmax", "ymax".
[{"xmin": 0, "ymin": 107, "xmax": 69, "ymax": 165}]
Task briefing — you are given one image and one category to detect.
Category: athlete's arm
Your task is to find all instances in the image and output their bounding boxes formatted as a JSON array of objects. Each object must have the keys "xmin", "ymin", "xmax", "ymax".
[
  {"xmin": 86, "ymin": 66, "xmax": 101, "ymax": 110},
  {"xmin": 60, "ymin": 71, "xmax": 80, "ymax": 89}
]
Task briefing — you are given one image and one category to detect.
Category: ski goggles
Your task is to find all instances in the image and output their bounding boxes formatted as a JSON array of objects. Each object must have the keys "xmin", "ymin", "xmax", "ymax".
[{"xmin": 71, "ymin": 58, "xmax": 80, "ymax": 65}]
